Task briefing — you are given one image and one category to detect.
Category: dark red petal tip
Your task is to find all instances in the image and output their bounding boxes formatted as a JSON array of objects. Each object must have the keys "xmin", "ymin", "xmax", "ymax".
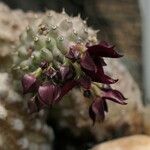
[
  {"xmin": 101, "ymin": 88, "xmax": 127, "ymax": 105},
  {"xmin": 83, "ymin": 66, "xmax": 118, "ymax": 84},
  {"xmin": 89, "ymin": 97, "xmax": 105, "ymax": 125},
  {"xmin": 87, "ymin": 41, "xmax": 123, "ymax": 58}
]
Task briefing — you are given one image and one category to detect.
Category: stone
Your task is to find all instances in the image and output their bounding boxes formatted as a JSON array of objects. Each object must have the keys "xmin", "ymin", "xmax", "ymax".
[{"xmin": 91, "ymin": 135, "xmax": 150, "ymax": 150}]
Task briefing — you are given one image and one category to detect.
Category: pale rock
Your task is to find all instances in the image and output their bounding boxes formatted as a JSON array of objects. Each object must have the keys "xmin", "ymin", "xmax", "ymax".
[
  {"xmin": 17, "ymin": 137, "xmax": 29, "ymax": 149},
  {"xmin": 91, "ymin": 135, "xmax": 150, "ymax": 150},
  {"xmin": 0, "ymin": 103, "xmax": 7, "ymax": 119},
  {"xmin": 10, "ymin": 118, "xmax": 25, "ymax": 131}
]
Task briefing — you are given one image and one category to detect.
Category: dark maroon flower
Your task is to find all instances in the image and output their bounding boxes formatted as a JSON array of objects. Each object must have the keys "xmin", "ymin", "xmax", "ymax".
[
  {"xmin": 89, "ymin": 97, "xmax": 105, "ymax": 125},
  {"xmin": 58, "ymin": 65, "xmax": 74, "ymax": 81},
  {"xmin": 89, "ymin": 87, "xmax": 127, "ymax": 124},
  {"xmin": 87, "ymin": 41, "xmax": 123, "ymax": 58},
  {"xmin": 39, "ymin": 61, "xmax": 49, "ymax": 70},
  {"xmin": 80, "ymin": 52, "xmax": 97, "ymax": 72},
  {"xmin": 101, "ymin": 88, "xmax": 127, "ymax": 105},
  {"xmin": 58, "ymin": 80, "xmax": 78, "ymax": 101},
  {"xmin": 83, "ymin": 65, "xmax": 118, "ymax": 84},
  {"xmin": 66, "ymin": 46, "xmax": 80, "ymax": 62},
  {"xmin": 22, "ymin": 74, "xmax": 38, "ymax": 94},
  {"xmin": 38, "ymin": 84, "xmax": 61, "ymax": 107}
]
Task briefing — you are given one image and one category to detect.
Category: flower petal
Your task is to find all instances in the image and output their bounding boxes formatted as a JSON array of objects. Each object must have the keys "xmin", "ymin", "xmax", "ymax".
[
  {"xmin": 87, "ymin": 41, "xmax": 123, "ymax": 58},
  {"xmin": 38, "ymin": 84, "xmax": 61, "ymax": 106},
  {"xmin": 101, "ymin": 88, "xmax": 127, "ymax": 100},
  {"xmin": 65, "ymin": 46, "xmax": 80, "ymax": 62},
  {"xmin": 56, "ymin": 80, "xmax": 78, "ymax": 103},
  {"xmin": 80, "ymin": 52, "xmax": 97, "ymax": 72},
  {"xmin": 22, "ymin": 74, "xmax": 38, "ymax": 94},
  {"xmin": 82, "ymin": 66, "xmax": 118, "ymax": 84},
  {"xmin": 101, "ymin": 88, "xmax": 127, "ymax": 105},
  {"xmin": 89, "ymin": 97, "xmax": 105, "ymax": 125}
]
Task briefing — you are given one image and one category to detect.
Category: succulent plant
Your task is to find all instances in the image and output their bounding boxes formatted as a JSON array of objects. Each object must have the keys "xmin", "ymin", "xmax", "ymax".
[{"xmin": 13, "ymin": 10, "xmax": 127, "ymax": 124}]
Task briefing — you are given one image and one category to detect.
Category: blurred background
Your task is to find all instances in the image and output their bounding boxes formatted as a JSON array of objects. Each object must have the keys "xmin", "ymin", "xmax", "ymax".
[{"xmin": 1, "ymin": 0, "xmax": 150, "ymax": 150}]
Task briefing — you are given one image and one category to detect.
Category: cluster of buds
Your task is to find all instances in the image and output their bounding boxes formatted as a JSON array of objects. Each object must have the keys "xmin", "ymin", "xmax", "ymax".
[{"xmin": 13, "ymin": 11, "xmax": 127, "ymax": 124}]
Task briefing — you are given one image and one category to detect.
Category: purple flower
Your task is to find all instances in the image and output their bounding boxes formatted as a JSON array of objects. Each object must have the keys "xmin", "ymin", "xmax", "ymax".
[
  {"xmin": 89, "ymin": 97, "xmax": 105, "ymax": 125},
  {"xmin": 38, "ymin": 84, "xmax": 61, "ymax": 107},
  {"xmin": 20, "ymin": 40, "xmax": 126, "ymax": 123},
  {"xmin": 80, "ymin": 41, "xmax": 120, "ymax": 84},
  {"xmin": 80, "ymin": 52, "xmax": 97, "ymax": 72},
  {"xmin": 87, "ymin": 41, "xmax": 123, "ymax": 58},
  {"xmin": 65, "ymin": 46, "xmax": 80, "ymax": 62},
  {"xmin": 57, "ymin": 80, "xmax": 78, "ymax": 102},
  {"xmin": 101, "ymin": 88, "xmax": 127, "ymax": 105},
  {"xmin": 22, "ymin": 74, "xmax": 39, "ymax": 94},
  {"xmin": 89, "ymin": 87, "xmax": 127, "ymax": 124},
  {"xmin": 83, "ymin": 65, "xmax": 118, "ymax": 84}
]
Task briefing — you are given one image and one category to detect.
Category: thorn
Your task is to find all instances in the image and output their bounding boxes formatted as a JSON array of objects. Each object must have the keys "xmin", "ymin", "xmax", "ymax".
[
  {"xmin": 34, "ymin": 14, "xmax": 39, "ymax": 19},
  {"xmin": 77, "ymin": 37, "xmax": 82, "ymax": 43},
  {"xmin": 34, "ymin": 36, "xmax": 39, "ymax": 42},
  {"xmin": 84, "ymin": 28, "xmax": 88, "ymax": 33},
  {"xmin": 52, "ymin": 25, "xmax": 57, "ymax": 30},
  {"xmin": 31, "ymin": 55, "xmax": 35, "ymax": 59},
  {"xmin": 22, "ymin": 66, "xmax": 29, "ymax": 70},
  {"xmin": 66, "ymin": 18, "xmax": 71, "ymax": 23},
  {"xmin": 73, "ymin": 29, "xmax": 77, "ymax": 35},
  {"xmin": 95, "ymin": 30, "xmax": 100, "ymax": 34},
  {"xmin": 47, "ymin": 37, "xmax": 51, "ymax": 42},
  {"xmin": 47, "ymin": 11, "xmax": 52, "ymax": 17},
  {"xmin": 14, "ymin": 51, "xmax": 18, "ymax": 55},
  {"xmin": 17, "ymin": 66, "xmax": 21, "ymax": 70},
  {"xmin": 58, "ymin": 36, "xmax": 64, "ymax": 41},
  {"xmin": 77, "ymin": 13, "xmax": 81, "ymax": 18},
  {"xmin": 26, "ymin": 26, "xmax": 30, "ymax": 31},
  {"xmin": 62, "ymin": 8, "xmax": 66, "ymax": 14}
]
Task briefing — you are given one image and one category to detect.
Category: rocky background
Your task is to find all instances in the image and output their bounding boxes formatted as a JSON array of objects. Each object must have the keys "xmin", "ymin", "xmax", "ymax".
[{"xmin": 0, "ymin": 1, "xmax": 149, "ymax": 150}]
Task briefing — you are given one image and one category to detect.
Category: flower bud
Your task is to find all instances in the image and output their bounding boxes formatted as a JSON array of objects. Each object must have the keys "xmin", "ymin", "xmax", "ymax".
[
  {"xmin": 22, "ymin": 74, "xmax": 38, "ymax": 94},
  {"xmin": 38, "ymin": 84, "xmax": 61, "ymax": 106}
]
